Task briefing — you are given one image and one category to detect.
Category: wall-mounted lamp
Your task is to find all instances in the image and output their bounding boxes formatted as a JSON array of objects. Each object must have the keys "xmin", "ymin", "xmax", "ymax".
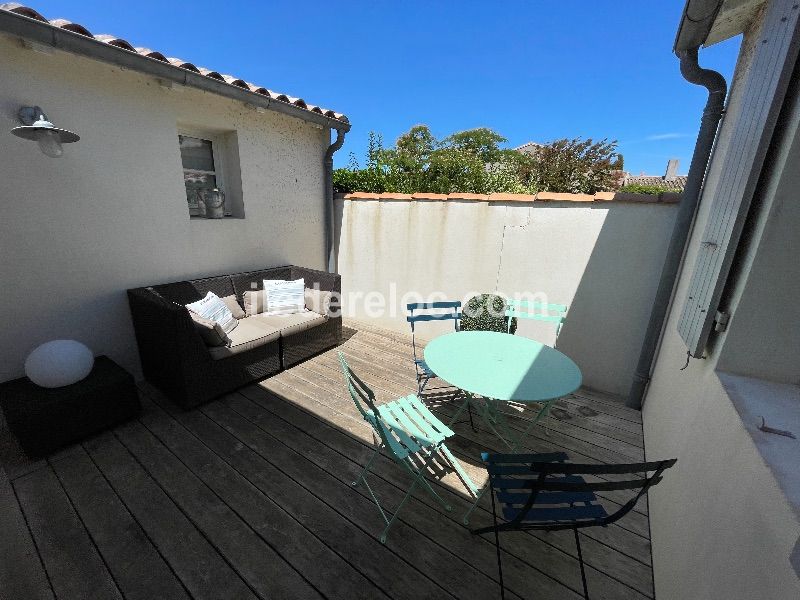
[{"xmin": 10, "ymin": 106, "xmax": 80, "ymax": 158}]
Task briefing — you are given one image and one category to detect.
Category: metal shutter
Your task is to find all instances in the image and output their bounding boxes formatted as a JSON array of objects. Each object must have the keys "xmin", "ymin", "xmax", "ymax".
[{"xmin": 678, "ymin": 0, "xmax": 800, "ymax": 356}]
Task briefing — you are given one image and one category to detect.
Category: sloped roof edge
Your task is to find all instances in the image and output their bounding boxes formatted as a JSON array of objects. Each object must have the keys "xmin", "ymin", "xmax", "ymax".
[{"xmin": 0, "ymin": 3, "xmax": 350, "ymax": 131}]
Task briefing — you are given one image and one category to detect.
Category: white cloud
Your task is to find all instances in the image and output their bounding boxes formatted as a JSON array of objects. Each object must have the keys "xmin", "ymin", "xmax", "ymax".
[{"xmin": 645, "ymin": 133, "xmax": 690, "ymax": 141}]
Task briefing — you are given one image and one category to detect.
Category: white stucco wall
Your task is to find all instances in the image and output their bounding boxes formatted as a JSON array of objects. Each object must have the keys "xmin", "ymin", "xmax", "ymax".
[
  {"xmin": 643, "ymin": 11, "xmax": 800, "ymax": 599},
  {"xmin": 0, "ymin": 35, "xmax": 330, "ymax": 381},
  {"xmin": 334, "ymin": 196, "xmax": 678, "ymax": 396}
]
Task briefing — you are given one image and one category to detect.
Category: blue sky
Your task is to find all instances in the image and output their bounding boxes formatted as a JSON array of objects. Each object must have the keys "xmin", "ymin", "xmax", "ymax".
[{"xmin": 29, "ymin": 1, "xmax": 741, "ymax": 175}]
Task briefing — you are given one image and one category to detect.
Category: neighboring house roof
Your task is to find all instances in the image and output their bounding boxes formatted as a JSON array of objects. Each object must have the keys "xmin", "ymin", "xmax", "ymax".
[
  {"xmin": 0, "ymin": 3, "xmax": 348, "ymax": 128},
  {"xmin": 623, "ymin": 174, "xmax": 688, "ymax": 190},
  {"xmin": 515, "ymin": 141, "xmax": 542, "ymax": 155}
]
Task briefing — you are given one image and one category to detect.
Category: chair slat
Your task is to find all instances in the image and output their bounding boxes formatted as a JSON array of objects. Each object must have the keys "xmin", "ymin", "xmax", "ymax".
[
  {"xmin": 407, "ymin": 301, "xmax": 462, "ymax": 310},
  {"xmin": 483, "ymin": 453, "xmax": 675, "ymax": 475},
  {"xmin": 507, "ymin": 299, "xmax": 568, "ymax": 312},
  {"xmin": 414, "ymin": 359, "xmax": 435, "ymax": 376},
  {"xmin": 506, "ymin": 311, "xmax": 564, "ymax": 323},
  {"xmin": 523, "ymin": 460, "xmax": 675, "ymax": 475},
  {"xmin": 407, "ymin": 313, "xmax": 462, "ymax": 323},
  {"xmin": 383, "ymin": 398, "xmax": 444, "ymax": 446},
  {"xmin": 405, "ymin": 395, "xmax": 455, "ymax": 438},
  {"xmin": 482, "ymin": 451, "xmax": 568, "ymax": 464},
  {"xmin": 490, "ymin": 476, "xmax": 662, "ymax": 492},
  {"xmin": 502, "ymin": 504, "xmax": 608, "ymax": 523},
  {"xmin": 364, "ymin": 413, "xmax": 410, "ymax": 459},
  {"xmin": 376, "ymin": 407, "xmax": 425, "ymax": 454},
  {"xmin": 496, "ymin": 490, "xmax": 597, "ymax": 505}
]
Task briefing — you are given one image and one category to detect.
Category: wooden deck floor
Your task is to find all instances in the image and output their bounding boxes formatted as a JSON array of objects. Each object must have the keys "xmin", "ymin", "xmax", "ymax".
[{"xmin": 1, "ymin": 320, "xmax": 652, "ymax": 600}]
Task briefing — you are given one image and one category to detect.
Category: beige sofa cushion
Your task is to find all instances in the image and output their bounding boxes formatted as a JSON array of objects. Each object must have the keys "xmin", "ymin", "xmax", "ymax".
[
  {"xmin": 208, "ymin": 317, "xmax": 280, "ymax": 360},
  {"xmin": 189, "ymin": 312, "xmax": 230, "ymax": 347},
  {"xmin": 242, "ymin": 290, "xmax": 265, "ymax": 316},
  {"xmin": 254, "ymin": 310, "xmax": 327, "ymax": 337},
  {"xmin": 304, "ymin": 288, "xmax": 334, "ymax": 316},
  {"xmin": 221, "ymin": 294, "xmax": 246, "ymax": 319}
]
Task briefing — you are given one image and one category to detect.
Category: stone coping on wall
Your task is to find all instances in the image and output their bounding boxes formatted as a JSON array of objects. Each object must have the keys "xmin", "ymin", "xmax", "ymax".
[{"xmin": 337, "ymin": 191, "xmax": 681, "ymax": 204}]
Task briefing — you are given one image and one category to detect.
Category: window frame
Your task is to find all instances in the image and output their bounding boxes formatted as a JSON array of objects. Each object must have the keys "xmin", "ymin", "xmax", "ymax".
[{"xmin": 178, "ymin": 127, "xmax": 230, "ymax": 218}]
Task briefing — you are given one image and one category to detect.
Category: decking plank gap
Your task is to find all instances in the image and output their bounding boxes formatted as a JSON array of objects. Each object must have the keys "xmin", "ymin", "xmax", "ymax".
[
  {"xmin": 196, "ymin": 398, "xmax": 532, "ymax": 600},
  {"xmin": 13, "ymin": 466, "xmax": 123, "ymax": 599},
  {"xmin": 112, "ymin": 418, "xmax": 324, "ymax": 600},
  {"xmin": 276, "ymin": 357, "xmax": 651, "ymax": 525},
  {"xmin": 135, "ymin": 393, "xmax": 392, "ymax": 600},
  {"xmin": 232, "ymin": 387, "xmax": 654, "ymax": 598},
  {"xmin": 0, "ymin": 466, "xmax": 54, "ymax": 600},
  {"xmin": 84, "ymin": 431, "xmax": 259, "ymax": 600},
  {"xmin": 143, "ymin": 387, "xmax": 463, "ymax": 600},
  {"xmin": 0, "ymin": 322, "xmax": 654, "ymax": 600},
  {"xmin": 49, "ymin": 448, "xmax": 191, "ymax": 600}
]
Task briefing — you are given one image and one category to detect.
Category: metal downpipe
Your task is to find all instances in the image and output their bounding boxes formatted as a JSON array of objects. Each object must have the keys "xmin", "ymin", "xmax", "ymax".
[
  {"xmin": 324, "ymin": 128, "xmax": 346, "ymax": 273},
  {"xmin": 626, "ymin": 47, "xmax": 727, "ymax": 409}
]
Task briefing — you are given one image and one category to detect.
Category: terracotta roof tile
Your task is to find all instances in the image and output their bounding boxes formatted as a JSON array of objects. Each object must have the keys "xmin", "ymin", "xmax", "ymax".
[
  {"xmin": 195, "ymin": 68, "xmax": 222, "ymax": 82},
  {"xmin": 135, "ymin": 47, "xmax": 168, "ymax": 62},
  {"xmin": 48, "ymin": 18, "xmax": 93, "ymax": 37},
  {"xmin": 411, "ymin": 193, "xmax": 449, "ymax": 200},
  {"xmin": 167, "ymin": 57, "xmax": 200, "ymax": 72},
  {"xmin": 488, "ymin": 192, "xmax": 537, "ymax": 202},
  {"xmin": 0, "ymin": 3, "xmax": 347, "ymax": 124},
  {"xmin": 536, "ymin": 192, "xmax": 594, "ymax": 202},
  {"xmin": 446, "ymin": 193, "xmax": 490, "ymax": 201},
  {"xmin": 341, "ymin": 191, "xmax": 682, "ymax": 204},
  {"xmin": 93, "ymin": 34, "xmax": 136, "ymax": 52}
]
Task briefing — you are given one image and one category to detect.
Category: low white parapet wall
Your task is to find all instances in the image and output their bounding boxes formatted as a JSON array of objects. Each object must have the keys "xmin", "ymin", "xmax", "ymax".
[{"xmin": 334, "ymin": 191, "xmax": 679, "ymax": 396}]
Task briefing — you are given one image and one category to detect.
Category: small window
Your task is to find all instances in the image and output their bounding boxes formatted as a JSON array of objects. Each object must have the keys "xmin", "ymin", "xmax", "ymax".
[
  {"xmin": 177, "ymin": 128, "xmax": 244, "ymax": 219},
  {"xmin": 179, "ymin": 134, "xmax": 226, "ymax": 217}
]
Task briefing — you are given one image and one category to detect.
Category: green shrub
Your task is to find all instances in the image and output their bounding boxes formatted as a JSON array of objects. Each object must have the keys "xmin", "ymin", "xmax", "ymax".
[
  {"xmin": 619, "ymin": 184, "xmax": 681, "ymax": 195},
  {"xmin": 460, "ymin": 294, "xmax": 517, "ymax": 335},
  {"xmin": 334, "ymin": 126, "xmax": 622, "ymax": 195}
]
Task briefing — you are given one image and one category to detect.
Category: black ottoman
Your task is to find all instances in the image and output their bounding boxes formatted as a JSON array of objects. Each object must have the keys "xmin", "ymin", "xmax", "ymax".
[{"xmin": 0, "ymin": 355, "xmax": 141, "ymax": 457}]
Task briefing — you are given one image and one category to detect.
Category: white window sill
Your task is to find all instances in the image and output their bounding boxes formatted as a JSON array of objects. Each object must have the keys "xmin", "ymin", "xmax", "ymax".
[
  {"xmin": 719, "ymin": 371, "xmax": 800, "ymax": 508},
  {"xmin": 717, "ymin": 371, "xmax": 800, "ymax": 575},
  {"xmin": 189, "ymin": 215, "xmax": 245, "ymax": 221}
]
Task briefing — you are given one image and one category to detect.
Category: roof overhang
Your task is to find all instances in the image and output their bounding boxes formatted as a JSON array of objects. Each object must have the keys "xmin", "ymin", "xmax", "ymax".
[
  {"xmin": 674, "ymin": 0, "xmax": 766, "ymax": 52},
  {"xmin": 0, "ymin": 9, "xmax": 351, "ymax": 132}
]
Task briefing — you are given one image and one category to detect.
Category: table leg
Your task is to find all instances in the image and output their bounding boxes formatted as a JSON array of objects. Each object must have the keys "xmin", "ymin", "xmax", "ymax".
[
  {"xmin": 447, "ymin": 391, "xmax": 473, "ymax": 427},
  {"xmin": 462, "ymin": 398, "xmax": 559, "ymax": 525}
]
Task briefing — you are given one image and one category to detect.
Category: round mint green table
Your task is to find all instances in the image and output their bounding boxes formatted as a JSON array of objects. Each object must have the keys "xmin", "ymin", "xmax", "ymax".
[
  {"xmin": 423, "ymin": 331, "xmax": 582, "ymax": 403},
  {"xmin": 424, "ymin": 330, "xmax": 582, "ymax": 524}
]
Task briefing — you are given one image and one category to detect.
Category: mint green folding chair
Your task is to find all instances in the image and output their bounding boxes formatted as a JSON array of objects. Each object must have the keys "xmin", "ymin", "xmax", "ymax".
[
  {"xmin": 505, "ymin": 299, "xmax": 568, "ymax": 339},
  {"xmin": 339, "ymin": 352, "xmax": 479, "ymax": 542}
]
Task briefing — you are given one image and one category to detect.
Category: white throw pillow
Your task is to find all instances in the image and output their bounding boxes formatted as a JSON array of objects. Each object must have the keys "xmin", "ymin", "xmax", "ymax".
[
  {"xmin": 186, "ymin": 292, "xmax": 238, "ymax": 333},
  {"xmin": 262, "ymin": 278, "xmax": 306, "ymax": 315}
]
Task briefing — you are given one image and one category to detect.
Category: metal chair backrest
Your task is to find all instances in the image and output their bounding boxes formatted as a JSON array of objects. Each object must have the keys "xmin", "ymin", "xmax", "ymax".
[
  {"xmin": 505, "ymin": 299, "xmax": 568, "ymax": 336},
  {"xmin": 339, "ymin": 352, "xmax": 412, "ymax": 460},
  {"xmin": 482, "ymin": 452, "xmax": 676, "ymax": 530},
  {"xmin": 406, "ymin": 301, "xmax": 461, "ymax": 363}
]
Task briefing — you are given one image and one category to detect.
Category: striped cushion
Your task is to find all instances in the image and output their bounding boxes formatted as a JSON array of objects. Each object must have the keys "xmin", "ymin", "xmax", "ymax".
[
  {"xmin": 188, "ymin": 312, "xmax": 231, "ymax": 347},
  {"xmin": 186, "ymin": 292, "xmax": 238, "ymax": 334},
  {"xmin": 263, "ymin": 278, "xmax": 305, "ymax": 315}
]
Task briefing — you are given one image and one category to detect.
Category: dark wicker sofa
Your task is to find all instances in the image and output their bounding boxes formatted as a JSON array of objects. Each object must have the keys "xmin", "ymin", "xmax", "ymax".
[{"xmin": 127, "ymin": 265, "xmax": 341, "ymax": 409}]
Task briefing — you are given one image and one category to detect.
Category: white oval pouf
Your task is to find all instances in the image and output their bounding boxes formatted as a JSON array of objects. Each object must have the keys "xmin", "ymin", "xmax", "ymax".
[{"xmin": 24, "ymin": 340, "xmax": 94, "ymax": 388}]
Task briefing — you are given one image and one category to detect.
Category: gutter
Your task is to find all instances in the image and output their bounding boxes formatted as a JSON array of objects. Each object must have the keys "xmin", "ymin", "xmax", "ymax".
[
  {"xmin": 627, "ymin": 1, "xmax": 727, "ymax": 409},
  {"xmin": 324, "ymin": 129, "xmax": 346, "ymax": 272},
  {"xmin": 674, "ymin": 0, "xmax": 724, "ymax": 51},
  {"xmin": 0, "ymin": 10, "xmax": 350, "ymax": 133}
]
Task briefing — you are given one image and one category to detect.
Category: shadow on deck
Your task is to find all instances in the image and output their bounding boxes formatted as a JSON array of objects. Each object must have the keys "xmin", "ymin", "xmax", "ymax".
[{"xmin": 0, "ymin": 320, "xmax": 653, "ymax": 600}]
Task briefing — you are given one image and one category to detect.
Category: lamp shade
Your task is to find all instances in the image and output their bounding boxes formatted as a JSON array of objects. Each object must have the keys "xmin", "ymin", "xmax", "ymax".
[
  {"xmin": 24, "ymin": 340, "xmax": 94, "ymax": 388},
  {"xmin": 11, "ymin": 122, "xmax": 80, "ymax": 143},
  {"xmin": 10, "ymin": 107, "xmax": 80, "ymax": 158}
]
